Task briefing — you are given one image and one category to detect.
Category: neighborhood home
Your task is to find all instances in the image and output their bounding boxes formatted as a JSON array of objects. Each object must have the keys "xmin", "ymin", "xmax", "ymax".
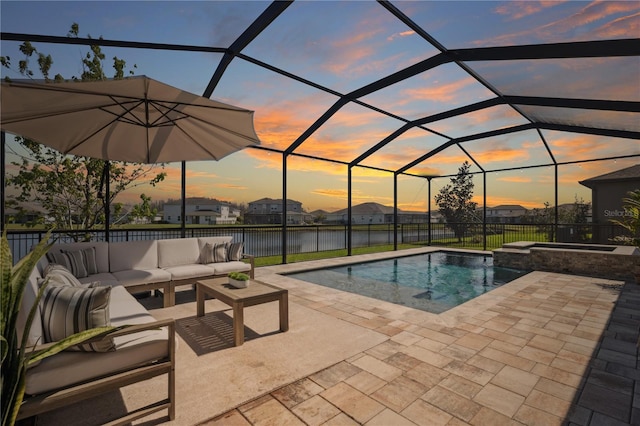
[
  {"xmin": 244, "ymin": 198, "xmax": 312, "ymax": 225},
  {"xmin": 324, "ymin": 202, "xmax": 429, "ymax": 225},
  {"xmin": 580, "ymin": 164, "xmax": 640, "ymax": 243},
  {"xmin": 163, "ymin": 198, "xmax": 240, "ymax": 225},
  {"xmin": 485, "ymin": 205, "xmax": 528, "ymax": 224}
]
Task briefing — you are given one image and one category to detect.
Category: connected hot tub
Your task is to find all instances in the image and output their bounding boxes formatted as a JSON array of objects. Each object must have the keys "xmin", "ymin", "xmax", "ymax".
[{"xmin": 493, "ymin": 241, "xmax": 640, "ymax": 281}]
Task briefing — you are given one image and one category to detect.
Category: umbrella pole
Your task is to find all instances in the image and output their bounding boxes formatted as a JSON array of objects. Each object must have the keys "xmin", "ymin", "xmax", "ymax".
[
  {"xmin": 181, "ymin": 161, "xmax": 186, "ymax": 238},
  {"xmin": 104, "ymin": 161, "xmax": 110, "ymax": 242},
  {"xmin": 1, "ymin": 131, "xmax": 5, "ymax": 232}
]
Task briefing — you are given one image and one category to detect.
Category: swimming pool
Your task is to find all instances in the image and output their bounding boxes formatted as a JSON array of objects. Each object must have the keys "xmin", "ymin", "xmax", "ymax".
[{"xmin": 286, "ymin": 252, "xmax": 528, "ymax": 314}]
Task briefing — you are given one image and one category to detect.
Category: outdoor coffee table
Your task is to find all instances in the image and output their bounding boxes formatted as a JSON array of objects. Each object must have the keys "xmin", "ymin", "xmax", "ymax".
[{"xmin": 196, "ymin": 277, "xmax": 288, "ymax": 346}]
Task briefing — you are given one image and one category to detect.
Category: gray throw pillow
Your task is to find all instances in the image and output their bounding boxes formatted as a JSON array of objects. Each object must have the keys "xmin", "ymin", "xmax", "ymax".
[
  {"xmin": 227, "ymin": 242, "xmax": 243, "ymax": 261},
  {"xmin": 40, "ymin": 284, "xmax": 114, "ymax": 352}
]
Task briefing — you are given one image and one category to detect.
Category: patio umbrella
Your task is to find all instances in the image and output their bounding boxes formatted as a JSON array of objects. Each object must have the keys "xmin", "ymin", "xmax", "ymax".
[{"xmin": 0, "ymin": 75, "xmax": 260, "ymax": 163}]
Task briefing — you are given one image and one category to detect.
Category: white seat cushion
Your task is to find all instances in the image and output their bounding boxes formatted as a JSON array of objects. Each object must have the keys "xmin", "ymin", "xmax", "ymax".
[
  {"xmin": 111, "ymin": 268, "xmax": 171, "ymax": 286},
  {"xmin": 77, "ymin": 272, "xmax": 120, "ymax": 287},
  {"xmin": 25, "ymin": 287, "xmax": 168, "ymax": 395},
  {"xmin": 210, "ymin": 261, "xmax": 251, "ymax": 275},
  {"xmin": 162, "ymin": 264, "xmax": 215, "ymax": 281}
]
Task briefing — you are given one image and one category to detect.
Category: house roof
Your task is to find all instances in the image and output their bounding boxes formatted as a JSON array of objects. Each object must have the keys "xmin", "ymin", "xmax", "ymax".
[
  {"xmin": 249, "ymin": 198, "xmax": 302, "ymax": 205},
  {"xmin": 490, "ymin": 205, "xmax": 527, "ymax": 210},
  {"xmin": 328, "ymin": 202, "xmax": 426, "ymax": 216},
  {"xmin": 579, "ymin": 164, "xmax": 640, "ymax": 188}
]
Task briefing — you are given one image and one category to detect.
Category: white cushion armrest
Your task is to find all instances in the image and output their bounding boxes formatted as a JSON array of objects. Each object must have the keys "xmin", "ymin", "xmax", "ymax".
[
  {"xmin": 25, "ymin": 319, "xmax": 174, "ymax": 395},
  {"xmin": 210, "ymin": 261, "xmax": 251, "ymax": 276}
]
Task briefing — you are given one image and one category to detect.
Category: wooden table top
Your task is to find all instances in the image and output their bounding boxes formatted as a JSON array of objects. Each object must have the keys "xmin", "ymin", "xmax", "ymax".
[{"xmin": 197, "ymin": 277, "xmax": 287, "ymax": 302}]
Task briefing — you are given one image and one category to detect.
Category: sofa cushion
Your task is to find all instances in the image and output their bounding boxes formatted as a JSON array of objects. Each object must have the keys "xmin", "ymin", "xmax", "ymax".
[
  {"xmin": 17, "ymin": 267, "xmax": 45, "ymax": 348},
  {"xmin": 46, "ymin": 250, "xmax": 88, "ymax": 278},
  {"xmin": 209, "ymin": 260, "xmax": 251, "ymax": 275},
  {"xmin": 109, "ymin": 240, "xmax": 159, "ymax": 272},
  {"xmin": 162, "ymin": 264, "xmax": 215, "ymax": 281},
  {"xmin": 77, "ymin": 272, "xmax": 121, "ymax": 287},
  {"xmin": 157, "ymin": 238, "xmax": 200, "ymax": 268},
  {"xmin": 112, "ymin": 268, "xmax": 172, "ymax": 287},
  {"xmin": 40, "ymin": 284, "xmax": 114, "ymax": 352},
  {"xmin": 25, "ymin": 287, "xmax": 169, "ymax": 395},
  {"xmin": 40, "ymin": 264, "xmax": 83, "ymax": 287},
  {"xmin": 227, "ymin": 242, "xmax": 243, "ymax": 261},
  {"xmin": 201, "ymin": 242, "xmax": 228, "ymax": 264},
  {"xmin": 47, "ymin": 242, "xmax": 110, "ymax": 274},
  {"xmin": 79, "ymin": 247, "xmax": 99, "ymax": 275}
]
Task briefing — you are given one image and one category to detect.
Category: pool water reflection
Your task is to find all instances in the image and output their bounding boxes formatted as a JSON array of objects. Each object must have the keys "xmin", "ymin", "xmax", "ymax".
[{"xmin": 286, "ymin": 252, "xmax": 529, "ymax": 314}]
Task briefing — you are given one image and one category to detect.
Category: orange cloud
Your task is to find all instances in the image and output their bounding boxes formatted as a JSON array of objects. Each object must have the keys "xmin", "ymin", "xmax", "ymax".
[
  {"xmin": 484, "ymin": 1, "xmax": 640, "ymax": 45},
  {"xmin": 495, "ymin": 1, "xmax": 567, "ymax": 21},
  {"xmin": 215, "ymin": 183, "xmax": 248, "ymax": 190},
  {"xmin": 403, "ymin": 77, "xmax": 477, "ymax": 105},
  {"xmin": 312, "ymin": 188, "xmax": 348, "ymax": 198},
  {"xmin": 497, "ymin": 176, "xmax": 532, "ymax": 183},
  {"xmin": 387, "ymin": 30, "xmax": 416, "ymax": 41}
]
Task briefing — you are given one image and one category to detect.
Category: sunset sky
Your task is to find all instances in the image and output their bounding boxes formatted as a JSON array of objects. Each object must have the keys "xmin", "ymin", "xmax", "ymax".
[{"xmin": 2, "ymin": 1, "xmax": 639, "ymax": 214}]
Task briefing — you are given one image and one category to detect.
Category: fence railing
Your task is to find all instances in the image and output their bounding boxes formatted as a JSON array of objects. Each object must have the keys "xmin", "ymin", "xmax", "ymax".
[{"xmin": 5, "ymin": 222, "xmax": 632, "ymax": 264}]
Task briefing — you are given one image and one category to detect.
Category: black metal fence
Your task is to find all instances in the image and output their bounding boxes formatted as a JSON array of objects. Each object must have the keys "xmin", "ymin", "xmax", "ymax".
[{"xmin": 5, "ymin": 222, "xmax": 632, "ymax": 264}]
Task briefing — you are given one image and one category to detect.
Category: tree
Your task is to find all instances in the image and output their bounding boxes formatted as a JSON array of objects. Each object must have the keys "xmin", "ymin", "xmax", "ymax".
[
  {"xmin": 128, "ymin": 194, "xmax": 157, "ymax": 224},
  {"xmin": 2, "ymin": 24, "xmax": 165, "ymax": 239},
  {"xmin": 434, "ymin": 161, "xmax": 478, "ymax": 242},
  {"xmin": 610, "ymin": 189, "xmax": 640, "ymax": 247}
]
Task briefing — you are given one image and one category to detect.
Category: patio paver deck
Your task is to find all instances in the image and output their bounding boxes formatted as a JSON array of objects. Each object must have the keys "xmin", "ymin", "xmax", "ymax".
[{"xmin": 199, "ymin": 250, "xmax": 639, "ymax": 426}]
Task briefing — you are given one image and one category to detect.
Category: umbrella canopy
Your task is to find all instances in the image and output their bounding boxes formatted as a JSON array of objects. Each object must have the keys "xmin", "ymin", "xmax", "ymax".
[{"xmin": 0, "ymin": 76, "xmax": 260, "ymax": 163}]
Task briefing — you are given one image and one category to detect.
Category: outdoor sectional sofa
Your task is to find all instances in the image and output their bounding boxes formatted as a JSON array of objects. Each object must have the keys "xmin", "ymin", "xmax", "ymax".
[
  {"xmin": 44, "ymin": 236, "xmax": 254, "ymax": 307},
  {"xmin": 14, "ymin": 236, "xmax": 252, "ymax": 423}
]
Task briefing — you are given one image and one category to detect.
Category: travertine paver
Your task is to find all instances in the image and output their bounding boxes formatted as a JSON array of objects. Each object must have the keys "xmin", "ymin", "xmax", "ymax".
[
  {"xmin": 401, "ymin": 399, "xmax": 453, "ymax": 426},
  {"xmin": 422, "ymin": 385, "xmax": 482, "ymax": 422},
  {"xmin": 470, "ymin": 406, "xmax": 525, "ymax": 426},
  {"xmin": 350, "ymin": 355, "xmax": 403, "ymax": 382},
  {"xmin": 344, "ymin": 371, "xmax": 387, "ymax": 395},
  {"xmin": 491, "ymin": 365, "xmax": 539, "ymax": 397},
  {"xmin": 271, "ymin": 378, "xmax": 324, "ymax": 408},
  {"xmin": 241, "ymin": 396, "xmax": 306, "ymax": 426},
  {"xmin": 473, "ymin": 383, "xmax": 525, "ymax": 417},
  {"xmin": 290, "ymin": 395, "xmax": 340, "ymax": 426},
  {"xmin": 370, "ymin": 375, "xmax": 427, "ymax": 412},
  {"xmin": 320, "ymin": 382, "xmax": 385, "ymax": 424},
  {"xmin": 205, "ymin": 257, "xmax": 638, "ymax": 426}
]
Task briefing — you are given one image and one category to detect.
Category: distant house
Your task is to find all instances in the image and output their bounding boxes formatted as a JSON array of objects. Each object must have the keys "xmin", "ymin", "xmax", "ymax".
[
  {"xmin": 163, "ymin": 198, "xmax": 238, "ymax": 225},
  {"xmin": 244, "ymin": 198, "xmax": 311, "ymax": 224},
  {"xmin": 579, "ymin": 164, "xmax": 640, "ymax": 243},
  {"xmin": 5, "ymin": 201, "xmax": 50, "ymax": 225},
  {"xmin": 486, "ymin": 205, "xmax": 528, "ymax": 224},
  {"xmin": 309, "ymin": 209, "xmax": 330, "ymax": 224},
  {"xmin": 579, "ymin": 164, "xmax": 640, "ymax": 225},
  {"xmin": 324, "ymin": 202, "xmax": 428, "ymax": 225}
]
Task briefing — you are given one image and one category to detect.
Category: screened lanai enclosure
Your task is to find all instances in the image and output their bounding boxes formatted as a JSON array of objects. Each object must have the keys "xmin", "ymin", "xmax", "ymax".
[{"xmin": 2, "ymin": 1, "xmax": 639, "ymax": 261}]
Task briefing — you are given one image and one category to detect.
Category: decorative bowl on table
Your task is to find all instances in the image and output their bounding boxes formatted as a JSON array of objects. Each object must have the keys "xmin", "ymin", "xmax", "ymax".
[{"xmin": 228, "ymin": 272, "xmax": 250, "ymax": 288}]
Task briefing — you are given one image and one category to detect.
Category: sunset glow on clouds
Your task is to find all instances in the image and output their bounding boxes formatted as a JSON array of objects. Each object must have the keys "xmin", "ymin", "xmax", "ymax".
[{"xmin": 1, "ymin": 1, "xmax": 638, "ymax": 214}]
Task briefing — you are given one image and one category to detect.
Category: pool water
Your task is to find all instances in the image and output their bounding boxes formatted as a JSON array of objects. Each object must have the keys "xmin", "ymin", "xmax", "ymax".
[{"xmin": 286, "ymin": 252, "xmax": 528, "ymax": 314}]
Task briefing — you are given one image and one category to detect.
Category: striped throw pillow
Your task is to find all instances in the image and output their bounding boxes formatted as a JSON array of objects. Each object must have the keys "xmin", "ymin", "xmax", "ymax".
[
  {"xmin": 40, "ymin": 284, "xmax": 114, "ymax": 352},
  {"xmin": 46, "ymin": 247, "xmax": 99, "ymax": 278},
  {"xmin": 227, "ymin": 242, "xmax": 243, "ymax": 261},
  {"xmin": 46, "ymin": 250, "xmax": 86, "ymax": 278},
  {"xmin": 201, "ymin": 242, "xmax": 228, "ymax": 264},
  {"xmin": 41, "ymin": 263, "xmax": 83, "ymax": 287},
  {"xmin": 76, "ymin": 247, "xmax": 99, "ymax": 275}
]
